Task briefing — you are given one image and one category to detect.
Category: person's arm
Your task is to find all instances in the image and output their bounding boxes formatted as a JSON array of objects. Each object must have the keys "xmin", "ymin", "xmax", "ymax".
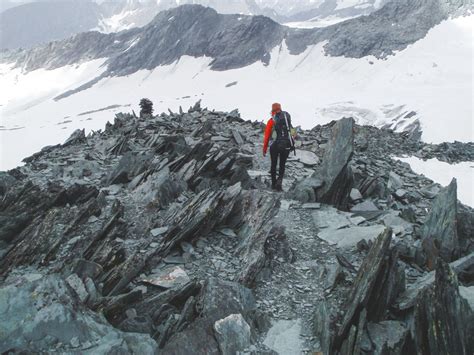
[{"xmin": 263, "ymin": 118, "xmax": 274, "ymax": 155}]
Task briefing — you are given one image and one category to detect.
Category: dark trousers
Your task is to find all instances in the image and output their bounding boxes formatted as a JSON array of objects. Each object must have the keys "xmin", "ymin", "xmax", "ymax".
[{"xmin": 270, "ymin": 140, "xmax": 290, "ymax": 187}]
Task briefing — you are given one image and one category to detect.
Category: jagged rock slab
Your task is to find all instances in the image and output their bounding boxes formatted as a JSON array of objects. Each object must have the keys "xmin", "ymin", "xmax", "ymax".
[
  {"xmin": 0, "ymin": 273, "xmax": 157, "ymax": 354},
  {"xmin": 420, "ymin": 178, "xmax": 459, "ymax": 267},
  {"xmin": 412, "ymin": 261, "xmax": 474, "ymax": 354},
  {"xmin": 234, "ymin": 192, "xmax": 281, "ymax": 286},
  {"xmin": 312, "ymin": 301, "xmax": 332, "ymax": 355},
  {"xmin": 395, "ymin": 252, "xmax": 474, "ymax": 311},
  {"xmin": 317, "ymin": 225, "xmax": 386, "ymax": 248},
  {"xmin": 293, "ymin": 117, "xmax": 354, "ymax": 209},
  {"xmin": 314, "ymin": 117, "xmax": 355, "ymax": 209},
  {"xmin": 333, "ymin": 228, "xmax": 405, "ymax": 352}
]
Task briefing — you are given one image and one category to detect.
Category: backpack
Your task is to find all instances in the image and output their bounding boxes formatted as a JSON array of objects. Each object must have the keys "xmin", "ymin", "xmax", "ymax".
[{"xmin": 273, "ymin": 111, "xmax": 296, "ymax": 154}]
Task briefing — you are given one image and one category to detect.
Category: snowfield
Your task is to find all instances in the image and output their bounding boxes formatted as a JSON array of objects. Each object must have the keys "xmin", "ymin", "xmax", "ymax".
[
  {"xmin": 396, "ymin": 156, "xmax": 474, "ymax": 207},
  {"xmin": 0, "ymin": 15, "xmax": 473, "ymax": 170}
]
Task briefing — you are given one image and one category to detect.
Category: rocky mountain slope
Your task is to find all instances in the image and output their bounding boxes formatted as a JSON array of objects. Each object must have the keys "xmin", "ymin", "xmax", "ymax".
[
  {"xmin": 3, "ymin": 0, "xmax": 463, "ymax": 73},
  {"xmin": 1, "ymin": 103, "xmax": 473, "ymax": 353},
  {"xmin": 0, "ymin": 0, "xmax": 388, "ymax": 50}
]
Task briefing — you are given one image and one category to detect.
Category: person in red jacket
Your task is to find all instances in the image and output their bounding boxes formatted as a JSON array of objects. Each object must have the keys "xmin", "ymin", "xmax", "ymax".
[{"xmin": 263, "ymin": 103, "xmax": 295, "ymax": 191}]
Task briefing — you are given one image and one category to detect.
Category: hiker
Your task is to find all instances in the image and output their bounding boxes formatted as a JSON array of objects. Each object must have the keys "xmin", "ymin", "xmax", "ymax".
[{"xmin": 263, "ymin": 103, "xmax": 296, "ymax": 191}]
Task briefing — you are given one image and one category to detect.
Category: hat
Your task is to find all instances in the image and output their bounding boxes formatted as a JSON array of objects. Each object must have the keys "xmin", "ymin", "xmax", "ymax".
[{"xmin": 271, "ymin": 102, "xmax": 281, "ymax": 114}]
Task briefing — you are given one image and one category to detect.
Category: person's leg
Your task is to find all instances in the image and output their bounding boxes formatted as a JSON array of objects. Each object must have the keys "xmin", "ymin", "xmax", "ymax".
[
  {"xmin": 269, "ymin": 143, "xmax": 278, "ymax": 189},
  {"xmin": 276, "ymin": 143, "xmax": 290, "ymax": 191}
]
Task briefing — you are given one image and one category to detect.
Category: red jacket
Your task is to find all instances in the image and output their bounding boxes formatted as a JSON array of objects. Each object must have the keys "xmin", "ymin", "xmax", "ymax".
[{"xmin": 263, "ymin": 117, "xmax": 274, "ymax": 155}]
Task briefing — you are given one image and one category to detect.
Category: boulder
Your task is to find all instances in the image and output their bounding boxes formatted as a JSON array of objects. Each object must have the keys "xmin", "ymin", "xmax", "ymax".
[
  {"xmin": 0, "ymin": 273, "xmax": 157, "ymax": 354},
  {"xmin": 214, "ymin": 314, "xmax": 251, "ymax": 355}
]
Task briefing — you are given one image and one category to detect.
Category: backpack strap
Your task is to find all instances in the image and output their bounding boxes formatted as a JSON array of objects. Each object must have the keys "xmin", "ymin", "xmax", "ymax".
[{"xmin": 283, "ymin": 112, "xmax": 296, "ymax": 155}]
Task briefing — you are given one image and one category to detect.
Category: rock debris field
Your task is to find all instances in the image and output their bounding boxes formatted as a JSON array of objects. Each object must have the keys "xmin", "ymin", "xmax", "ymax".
[{"xmin": 0, "ymin": 101, "xmax": 473, "ymax": 354}]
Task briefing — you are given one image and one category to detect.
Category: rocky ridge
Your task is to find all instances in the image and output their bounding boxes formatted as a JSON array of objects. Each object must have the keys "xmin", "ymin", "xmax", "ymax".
[{"xmin": 0, "ymin": 102, "xmax": 473, "ymax": 354}]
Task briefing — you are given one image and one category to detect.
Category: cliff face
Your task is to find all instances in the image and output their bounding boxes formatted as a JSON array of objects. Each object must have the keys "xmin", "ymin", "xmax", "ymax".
[{"xmin": 0, "ymin": 103, "xmax": 472, "ymax": 353}]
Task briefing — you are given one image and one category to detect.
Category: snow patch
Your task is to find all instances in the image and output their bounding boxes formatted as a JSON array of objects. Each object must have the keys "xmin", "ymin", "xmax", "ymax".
[{"xmin": 396, "ymin": 156, "xmax": 474, "ymax": 207}]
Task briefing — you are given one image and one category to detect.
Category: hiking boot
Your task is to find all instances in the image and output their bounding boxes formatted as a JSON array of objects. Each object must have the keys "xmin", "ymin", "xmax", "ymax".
[{"xmin": 275, "ymin": 178, "xmax": 283, "ymax": 192}]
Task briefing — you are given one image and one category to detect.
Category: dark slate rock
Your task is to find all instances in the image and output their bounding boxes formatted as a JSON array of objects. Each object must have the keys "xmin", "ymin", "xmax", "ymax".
[
  {"xmin": 365, "ymin": 321, "xmax": 413, "ymax": 354},
  {"xmin": 313, "ymin": 117, "xmax": 354, "ymax": 210},
  {"xmin": 0, "ymin": 274, "xmax": 157, "ymax": 354},
  {"xmin": 63, "ymin": 128, "xmax": 86, "ymax": 146},
  {"xmin": 293, "ymin": 117, "xmax": 354, "ymax": 209},
  {"xmin": 412, "ymin": 261, "xmax": 474, "ymax": 355},
  {"xmin": 420, "ymin": 178, "xmax": 459, "ymax": 267},
  {"xmin": 395, "ymin": 252, "xmax": 474, "ymax": 311},
  {"xmin": 333, "ymin": 228, "xmax": 405, "ymax": 352},
  {"xmin": 105, "ymin": 152, "xmax": 154, "ymax": 186}
]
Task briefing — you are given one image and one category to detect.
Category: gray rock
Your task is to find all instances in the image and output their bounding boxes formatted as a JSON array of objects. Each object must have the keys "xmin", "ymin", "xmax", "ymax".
[
  {"xmin": 312, "ymin": 301, "xmax": 332, "ymax": 355},
  {"xmin": 263, "ymin": 319, "xmax": 303, "ymax": 355},
  {"xmin": 312, "ymin": 206, "xmax": 352, "ymax": 230},
  {"xmin": 324, "ymin": 263, "xmax": 344, "ymax": 290},
  {"xmin": 142, "ymin": 266, "xmax": 190, "ymax": 289},
  {"xmin": 333, "ymin": 229, "xmax": 405, "ymax": 352},
  {"xmin": 420, "ymin": 178, "xmax": 459, "ymax": 266},
  {"xmin": 420, "ymin": 184, "xmax": 441, "ymax": 199},
  {"xmin": 214, "ymin": 314, "xmax": 251, "ymax": 355},
  {"xmin": 366, "ymin": 321, "xmax": 411, "ymax": 354},
  {"xmin": 0, "ymin": 274, "xmax": 157, "ymax": 354},
  {"xmin": 351, "ymin": 200, "xmax": 379, "ymax": 212},
  {"xmin": 350, "ymin": 188, "xmax": 363, "ymax": 202},
  {"xmin": 66, "ymin": 273, "xmax": 88, "ymax": 303},
  {"xmin": 318, "ymin": 225, "xmax": 386, "ymax": 248},
  {"xmin": 232, "ymin": 130, "xmax": 244, "ymax": 145},
  {"xmin": 381, "ymin": 211, "xmax": 413, "ymax": 236},
  {"xmin": 459, "ymin": 286, "xmax": 474, "ymax": 310},
  {"xmin": 387, "ymin": 171, "xmax": 403, "ymax": 191},
  {"xmin": 412, "ymin": 261, "xmax": 474, "ymax": 355},
  {"xmin": 394, "ymin": 188, "xmax": 407, "ymax": 199},
  {"xmin": 395, "ymin": 252, "xmax": 474, "ymax": 311},
  {"xmin": 301, "ymin": 202, "xmax": 321, "ymax": 209},
  {"xmin": 292, "ymin": 176, "xmax": 324, "ymax": 203},
  {"xmin": 106, "ymin": 151, "xmax": 153, "ymax": 185},
  {"xmin": 150, "ymin": 226, "xmax": 169, "ymax": 237},
  {"xmin": 63, "ymin": 128, "xmax": 86, "ymax": 146},
  {"xmin": 293, "ymin": 149, "xmax": 320, "ymax": 166},
  {"xmin": 312, "ymin": 117, "xmax": 354, "ymax": 210}
]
